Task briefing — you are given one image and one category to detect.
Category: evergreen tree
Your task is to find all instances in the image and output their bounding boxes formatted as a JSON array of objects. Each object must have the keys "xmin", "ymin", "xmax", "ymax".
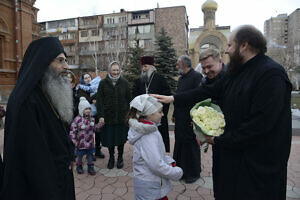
[
  {"xmin": 123, "ymin": 36, "xmax": 144, "ymax": 89},
  {"xmin": 154, "ymin": 28, "xmax": 178, "ymax": 93}
]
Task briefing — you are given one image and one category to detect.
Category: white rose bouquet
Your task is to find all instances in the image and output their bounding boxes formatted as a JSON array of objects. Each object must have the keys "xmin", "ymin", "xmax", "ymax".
[{"xmin": 190, "ymin": 98, "xmax": 225, "ymax": 142}]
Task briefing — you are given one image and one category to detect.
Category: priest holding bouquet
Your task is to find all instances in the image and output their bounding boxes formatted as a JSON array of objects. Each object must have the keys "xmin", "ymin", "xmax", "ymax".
[{"xmin": 152, "ymin": 25, "xmax": 292, "ymax": 200}]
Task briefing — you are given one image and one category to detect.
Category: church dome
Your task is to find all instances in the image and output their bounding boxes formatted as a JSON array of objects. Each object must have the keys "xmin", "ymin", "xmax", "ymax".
[{"xmin": 202, "ymin": 0, "xmax": 218, "ymax": 11}]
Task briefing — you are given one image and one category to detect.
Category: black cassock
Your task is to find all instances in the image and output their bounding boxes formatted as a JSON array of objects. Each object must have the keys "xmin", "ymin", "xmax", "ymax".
[
  {"xmin": 175, "ymin": 54, "xmax": 292, "ymax": 200},
  {"xmin": 0, "ymin": 37, "xmax": 75, "ymax": 200},
  {"xmin": 173, "ymin": 69, "xmax": 202, "ymax": 180},
  {"xmin": 132, "ymin": 72, "xmax": 171, "ymax": 152}
]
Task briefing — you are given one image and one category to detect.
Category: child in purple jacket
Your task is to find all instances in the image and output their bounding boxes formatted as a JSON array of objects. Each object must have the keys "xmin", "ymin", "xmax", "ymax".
[{"xmin": 69, "ymin": 97, "xmax": 102, "ymax": 175}]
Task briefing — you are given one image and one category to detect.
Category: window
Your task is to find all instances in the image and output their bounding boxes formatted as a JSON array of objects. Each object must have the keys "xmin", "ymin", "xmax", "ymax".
[
  {"xmin": 68, "ymin": 57, "xmax": 75, "ymax": 65},
  {"xmin": 69, "ymin": 33, "xmax": 75, "ymax": 39},
  {"xmin": 120, "ymin": 41, "xmax": 125, "ymax": 48},
  {"xmin": 106, "ymin": 18, "xmax": 115, "ymax": 24},
  {"xmin": 128, "ymin": 27, "xmax": 136, "ymax": 35},
  {"xmin": 81, "ymin": 31, "xmax": 88, "ymax": 37},
  {"xmin": 110, "ymin": 41, "xmax": 115, "ymax": 49},
  {"xmin": 91, "ymin": 29, "xmax": 99, "ymax": 36}
]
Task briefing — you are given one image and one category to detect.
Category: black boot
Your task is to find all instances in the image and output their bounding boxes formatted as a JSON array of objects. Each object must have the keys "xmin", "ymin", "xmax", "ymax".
[
  {"xmin": 88, "ymin": 164, "xmax": 96, "ymax": 175},
  {"xmin": 117, "ymin": 145, "xmax": 124, "ymax": 169},
  {"xmin": 107, "ymin": 156, "xmax": 114, "ymax": 169},
  {"xmin": 76, "ymin": 165, "xmax": 84, "ymax": 174},
  {"xmin": 117, "ymin": 157, "xmax": 124, "ymax": 169},
  {"xmin": 107, "ymin": 147, "xmax": 115, "ymax": 169}
]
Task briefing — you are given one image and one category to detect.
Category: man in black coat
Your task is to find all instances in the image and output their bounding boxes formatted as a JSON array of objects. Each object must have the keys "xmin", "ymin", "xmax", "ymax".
[
  {"xmin": 173, "ymin": 55, "xmax": 202, "ymax": 183},
  {"xmin": 153, "ymin": 25, "xmax": 292, "ymax": 200},
  {"xmin": 1, "ymin": 37, "xmax": 75, "ymax": 200},
  {"xmin": 199, "ymin": 48, "xmax": 225, "ymax": 197},
  {"xmin": 132, "ymin": 56, "xmax": 171, "ymax": 152}
]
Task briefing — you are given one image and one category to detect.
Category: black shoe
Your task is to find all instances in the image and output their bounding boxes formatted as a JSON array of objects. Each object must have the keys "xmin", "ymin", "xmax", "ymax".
[
  {"xmin": 107, "ymin": 158, "xmax": 114, "ymax": 169},
  {"xmin": 185, "ymin": 176, "xmax": 200, "ymax": 184},
  {"xmin": 88, "ymin": 164, "xmax": 96, "ymax": 175},
  {"xmin": 76, "ymin": 165, "xmax": 84, "ymax": 174},
  {"xmin": 117, "ymin": 157, "xmax": 124, "ymax": 169},
  {"xmin": 95, "ymin": 150, "xmax": 105, "ymax": 159}
]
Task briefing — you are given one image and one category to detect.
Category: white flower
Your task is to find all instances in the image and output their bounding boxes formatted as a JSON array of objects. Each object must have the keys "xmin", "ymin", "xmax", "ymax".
[{"xmin": 191, "ymin": 106, "xmax": 225, "ymax": 136}]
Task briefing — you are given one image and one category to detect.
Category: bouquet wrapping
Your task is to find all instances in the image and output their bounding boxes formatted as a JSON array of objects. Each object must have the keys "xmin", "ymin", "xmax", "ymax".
[{"xmin": 190, "ymin": 98, "xmax": 225, "ymax": 142}]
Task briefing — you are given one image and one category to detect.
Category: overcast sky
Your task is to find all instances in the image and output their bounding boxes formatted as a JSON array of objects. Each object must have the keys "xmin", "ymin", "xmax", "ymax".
[{"xmin": 34, "ymin": 0, "xmax": 299, "ymax": 33}]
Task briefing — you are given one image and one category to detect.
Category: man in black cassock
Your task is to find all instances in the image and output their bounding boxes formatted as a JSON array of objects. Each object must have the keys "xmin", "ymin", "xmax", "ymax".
[
  {"xmin": 132, "ymin": 56, "xmax": 171, "ymax": 152},
  {"xmin": 198, "ymin": 48, "xmax": 226, "ymax": 197},
  {"xmin": 0, "ymin": 37, "xmax": 75, "ymax": 200},
  {"xmin": 153, "ymin": 25, "xmax": 292, "ymax": 200},
  {"xmin": 172, "ymin": 55, "xmax": 202, "ymax": 183}
]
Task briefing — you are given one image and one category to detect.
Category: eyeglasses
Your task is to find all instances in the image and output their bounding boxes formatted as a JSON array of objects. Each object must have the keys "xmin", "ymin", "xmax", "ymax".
[{"xmin": 54, "ymin": 57, "xmax": 68, "ymax": 65}]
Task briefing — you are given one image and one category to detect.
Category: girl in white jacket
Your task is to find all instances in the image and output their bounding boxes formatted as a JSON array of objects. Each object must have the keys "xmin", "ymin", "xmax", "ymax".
[{"xmin": 127, "ymin": 94, "xmax": 183, "ymax": 200}]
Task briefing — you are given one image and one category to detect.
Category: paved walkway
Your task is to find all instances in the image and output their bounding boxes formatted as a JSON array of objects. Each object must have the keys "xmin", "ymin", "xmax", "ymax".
[{"xmin": 1, "ymin": 129, "xmax": 300, "ymax": 199}]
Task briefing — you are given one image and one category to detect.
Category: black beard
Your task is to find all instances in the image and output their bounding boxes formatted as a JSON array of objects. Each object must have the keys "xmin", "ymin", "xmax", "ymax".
[{"xmin": 227, "ymin": 48, "xmax": 244, "ymax": 74}]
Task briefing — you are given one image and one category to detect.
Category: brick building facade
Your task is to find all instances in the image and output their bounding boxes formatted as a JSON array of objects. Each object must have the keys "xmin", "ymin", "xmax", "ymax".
[{"xmin": 0, "ymin": 0, "xmax": 40, "ymax": 102}]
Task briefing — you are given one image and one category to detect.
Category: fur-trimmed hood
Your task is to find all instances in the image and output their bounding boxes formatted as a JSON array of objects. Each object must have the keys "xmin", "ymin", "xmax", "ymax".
[{"xmin": 127, "ymin": 119, "xmax": 157, "ymax": 145}]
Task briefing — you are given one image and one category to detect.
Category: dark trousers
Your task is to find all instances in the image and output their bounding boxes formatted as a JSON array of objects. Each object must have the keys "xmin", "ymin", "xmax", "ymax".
[
  {"xmin": 95, "ymin": 130, "xmax": 102, "ymax": 150},
  {"xmin": 108, "ymin": 144, "xmax": 124, "ymax": 159}
]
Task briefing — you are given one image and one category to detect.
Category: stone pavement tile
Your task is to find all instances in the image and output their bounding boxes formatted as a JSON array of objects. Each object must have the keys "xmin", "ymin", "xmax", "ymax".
[
  {"xmin": 94, "ymin": 180, "xmax": 108, "ymax": 188},
  {"xmin": 113, "ymin": 187, "xmax": 127, "ymax": 196},
  {"xmin": 182, "ymin": 189, "xmax": 201, "ymax": 197},
  {"xmin": 86, "ymin": 194, "xmax": 101, "ymax": 200},
  {"xmin": 122, "ymin": 192, "xmax": 135, "ymax": 200},
  {"xmin": 294, "ymin": 186, "xmax": 300, "ymax": 195},
  {"xmin": 112, "ymin": 181, "xmax": 127, "ymax": 188},
  {"xmin": 185, "ymin": 182, "xmax": 201, "ymax": 190},
  {"xmin": 191, "ymin": 197, "xmax": 205, "ymax": 200},
  {"xmin": 172, "ymin": 184, "xmax": 186, "ymax": 193},
  {"xmin": 176, "ymin": 194, "xmax": 191, "ymax": 200},
  {"xmin": 168, "ymin": 191, "xmax": 181, "ymax": 199},
  {"xmin": 85, "ymin": 187, "xmax": 101, "ymax": 195},
  {"xmin": 76, "ymin": 192, "xmax": 89, "ymax": 200},
  {"xmin": 127, "ymin": 186, "xmax": 134, "ymax": 193},
  {"xmin": 116, "ymin": 175, "xmax": 131, "ymax": 183},
  {"xmin": 201, "ymin": 194, "xmax": 215, "ymax": 200},
  {"xmin": 102, "ymin": 184, "xmax": 116, "ymax": 194},
  {"xmin": 101, "ymin": 193, "xmax": 118, "ymax": 200},
  {"xmin": 125, "ymin": 178, "xmax": 134, "ymax": 187},
  {"xmin": 79, "ymin": 180, "xmax": 95, "ymax": 191},
  {"xmin": 94, "ymin": 175, "xmax": 107, "ymax": 183},
  {"xmin": 196, "ymin": 187, "xmax": 212, "ymax": 196},
  {"xmin": 104, "ymin": 177, "xmax": 118, "ymax": 184},
  {"xmin": 75, "ymin": 187, "xmax": 84, "ymax": 195},
  {"xmin": 287, "ymin": 189, "xmax": 300, "ymax": 199},
  {"xmin": 200, "ymin": 170, "xmax": 211, "ymax": 177},
  {"xmin": 287, "ymin": 178, "xmax": 295, "ymax": 187}
]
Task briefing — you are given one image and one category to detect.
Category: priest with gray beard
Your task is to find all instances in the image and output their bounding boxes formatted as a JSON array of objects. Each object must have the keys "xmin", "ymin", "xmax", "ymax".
[
  {"xmin": 132, "ymin": 56, "xmax": 171, "ymax": 152},
  {"xmin": 0, "ymin": 37, "xmax": 76, "ymax": 200}
]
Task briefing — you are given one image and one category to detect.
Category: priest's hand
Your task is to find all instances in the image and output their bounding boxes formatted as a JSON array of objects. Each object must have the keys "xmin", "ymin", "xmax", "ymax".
[
  {"xmin": 150, "ymin": 94, "xmax": 174, "ymax": 104},
  {"xmin": 204, "ymin": 135, "xmax": 215, "ymax": 145}
]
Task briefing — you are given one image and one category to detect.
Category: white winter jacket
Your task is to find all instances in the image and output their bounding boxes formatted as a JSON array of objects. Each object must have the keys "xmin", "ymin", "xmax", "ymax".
[{"xmin": 128, "ymin": 119, "xmax": 183, "ymax": 200}]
